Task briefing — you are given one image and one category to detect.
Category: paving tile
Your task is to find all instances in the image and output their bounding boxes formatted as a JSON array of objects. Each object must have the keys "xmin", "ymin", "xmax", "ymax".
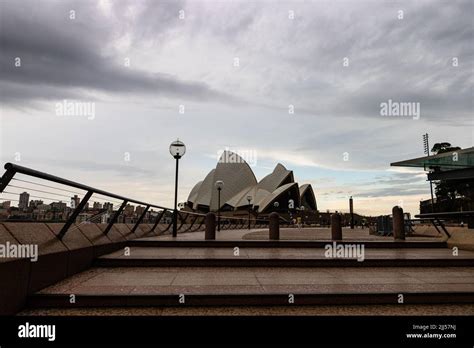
[
  {"xmin": 131, "ymin": 285, "xmax": 265, "ymax": 295},
  {"xmin": 98, "ymin": 246, "xmax": 474, "ymax": 261},
  {"xmin": 341, "ymin": 277, "xmax": 425, "ymax": 285},
  {"xmin": 257, "ymin": 276, "xmax": 344, "ymax": 285},
  {"xmin": 69, "ymin": 285, "xmax": 135, "ymax": 295},
  {"xmin": 81, "ymin": 272, "xmax": 176, "ymax": 286},
  {"xmin": 172, "ymin": 274, "xmax": 259, "ymax": 286}
]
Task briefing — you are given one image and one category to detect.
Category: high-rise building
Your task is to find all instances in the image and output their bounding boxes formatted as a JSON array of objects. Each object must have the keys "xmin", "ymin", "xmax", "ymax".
[
  {"xmin": 135, "ymin": 205, "xmax": 146, "ymax": 216},
  {"xmin": 19, "ymin": 192, "xmax": 30, "ymax": 210},
  {"xmin": 124, "ymin": 204, "xmax": 135, "ymax": 216},
  {"xmin": 29, "ymin": 200, "xmax": 43, "ymax": 209},
  {"xmin": 71, "ymin": 195, "xmax": 80, "ymax": 208},
  {"xmin": 50, "ymin": 201, "xmax": 67, "ymax": 211},
  {"xmin": 93, "ymin": 202, "xmax": 102, "ymax": 209},
  {"xmin": 103, "ymin": 202, "xmax": 114, "ymax": 213},
  {"xmin": 2, "ymin": 201, "xmax": 11, "ymax": 209}
]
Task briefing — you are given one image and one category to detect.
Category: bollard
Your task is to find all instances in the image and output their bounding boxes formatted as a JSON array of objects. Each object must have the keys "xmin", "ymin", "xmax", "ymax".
[
  {"xmin": 468, "ymin": 216, "xmax": 474, "ymax": 229},
  {"xmin": 392, "ymin": 206, "xmax": 405, "ymax": 240},
  {"xmin": 331, "ymin": 213, "xmax": 342, "ymax": 240},
  {"xmin": 205, "ymin": 212, "xmax": 216, "ymax": 240},
  {"xmin": 269, "ymin": 212, "xmax": 280, "ymax": 240}
]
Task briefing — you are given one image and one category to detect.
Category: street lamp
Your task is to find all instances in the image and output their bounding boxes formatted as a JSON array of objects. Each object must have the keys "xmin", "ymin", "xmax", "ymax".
[
  {"xmin": 169, "ymin": 139, "xmax": 186, "ymax": 237},
  {"xmin": 215, "ymin": 180, "xmax": 224, "ymax": 231},
  {"xmin": 246, "ymin": 195, "xmax": 252, "ymax": 230},
  {"xmin": 300, "ymin": 205, "xmax": 305, "ymax": 227}
]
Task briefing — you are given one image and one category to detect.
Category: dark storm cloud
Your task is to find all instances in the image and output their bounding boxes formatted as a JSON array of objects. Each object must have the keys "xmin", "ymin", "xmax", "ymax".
[{"xmin": 0, "ymin": 0, "xmax": 234, "ymax": 106}]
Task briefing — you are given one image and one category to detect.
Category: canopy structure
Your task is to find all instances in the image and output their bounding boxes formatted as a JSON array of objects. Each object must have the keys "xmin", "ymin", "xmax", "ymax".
[
  {"xmin": 391, "ymin": 147, "xmax": 474, "ymax": 170},
  {"xmin": 391, "ymin": 147, "xmax": 474, "ymax": 182}
]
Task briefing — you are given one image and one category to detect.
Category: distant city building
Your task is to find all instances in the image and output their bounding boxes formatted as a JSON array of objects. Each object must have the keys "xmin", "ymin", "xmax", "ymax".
[
  {"xmin": 93, "ymin": 202, "xmax": 103, "ymax": 209},
  {"xmin": 135, "ymin": 205, "xmax": 146, "ymax": 216},
  {"xmin": 103, "ymin": 202, "xmax": 114, "ymax": 213},
  {"xmin": 50, "ymin": 201, "xmax": 67, "ymax": 211},
  {"xmin": 71, "ymin": 195, "xmax": 80, "ymax": 208},
  {"xmin": 124, "ymin": 204, "xmax": 135, "ymax": 216},
  {"xmin": 19, "ymin": 192, "xmax": 30, "ymax": 210},
  {"xmin": 2, "ymin": 201, "xmax": 11, "ymax": 209},
  {"xmin": 36, "ymin": 204, "xmax": 51, "ymax": 213},
  {"xmin": 29, "ymin": 200, "xmax": 43, "ymax": 209}
]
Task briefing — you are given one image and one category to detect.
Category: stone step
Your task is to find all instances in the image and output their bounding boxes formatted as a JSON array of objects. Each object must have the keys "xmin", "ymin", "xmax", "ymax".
[
  {"xmin": 28, "ymin": 266, "xmax": 474, "ymax": 308},
  {"xmin": 129, "ymin": 239, "xmax": 448, "ymax": 249},
  {"xmin": 94, "ymin": 257, "xmax": 473, "ymax": 267},
  {"xmin": 94, "ymin": 246, "xmax": 474, "ymax": 267},
  {"xmin": 27, "ymin": 291, "xmax": 474, "ymax": 308}
]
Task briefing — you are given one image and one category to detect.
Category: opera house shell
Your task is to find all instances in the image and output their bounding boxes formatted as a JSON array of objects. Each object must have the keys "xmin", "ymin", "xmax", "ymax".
[{"xmin": 186, "ymin": 151, "xmax": 317, "ymax": 215}]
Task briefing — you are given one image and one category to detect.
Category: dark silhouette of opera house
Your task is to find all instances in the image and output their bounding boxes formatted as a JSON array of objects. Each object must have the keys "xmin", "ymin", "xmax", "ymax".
[{"xmin": 184, "ymin": 151, "xmax": 318, "ymax": 220}]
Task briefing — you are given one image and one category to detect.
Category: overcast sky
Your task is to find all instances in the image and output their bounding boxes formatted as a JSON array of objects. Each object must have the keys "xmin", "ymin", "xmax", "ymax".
[{"xmin": 0, "ymin": 0, "xmax": 473, "ymax": 216}]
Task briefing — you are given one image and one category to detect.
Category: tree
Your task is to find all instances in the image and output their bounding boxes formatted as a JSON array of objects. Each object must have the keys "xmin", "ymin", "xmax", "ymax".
[
  {"xmin": 430, "ymin": 142, "xmax": 472, "ymax": 212},
  {"xmin": 431, "ymin": 142, "xmax": 461, "ymax": 155}
]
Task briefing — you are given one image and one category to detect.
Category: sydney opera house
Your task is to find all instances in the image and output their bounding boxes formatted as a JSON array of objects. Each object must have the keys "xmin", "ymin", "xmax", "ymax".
[{"xmin": 186, "ymin": 151, "xmax": 317, "ymax": 218}]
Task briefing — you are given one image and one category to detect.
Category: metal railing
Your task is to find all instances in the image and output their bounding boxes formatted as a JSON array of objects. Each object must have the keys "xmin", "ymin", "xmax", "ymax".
[{"xmin": 0, "ymin": 163, "xmax": 273, "ymax": 240}]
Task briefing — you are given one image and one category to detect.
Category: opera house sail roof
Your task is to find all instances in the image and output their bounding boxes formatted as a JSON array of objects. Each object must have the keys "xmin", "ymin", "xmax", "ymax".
[{"xmin": 186, "ymin": 151, "xmax": 317, "ymax": 214}]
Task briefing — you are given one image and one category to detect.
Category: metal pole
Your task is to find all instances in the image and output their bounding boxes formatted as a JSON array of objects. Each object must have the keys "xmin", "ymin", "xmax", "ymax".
[
  {"xmin": 217, "ymin": 188, "xmax": 221, "ymax": 232},
  {"xmin": 349, "ymin": 196, "xmax": 354, "ymax": 229},
  {"xmin": 424, "ymin": 134, "xmax": 435, "ymax": 213},
  {"xmin": 103, "ymin": 200, "xmax": 128, "ymax": 235},
  {"xmin": 248, "ymin": 202, "xmax": 251, "ymax": 230},
  {"xmin": 429, "ymin": 180, "xmax": 435, "ymax": 213},
  {"xmin": 172, "ymin": 157, "xmax": 179, "ymax": 237}
]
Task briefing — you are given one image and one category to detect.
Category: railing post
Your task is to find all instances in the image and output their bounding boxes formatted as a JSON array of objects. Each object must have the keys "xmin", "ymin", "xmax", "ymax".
[
  {"xmin": 149, "ymin": 209, "xmax": 167, "ymax": 234},
  {"xmin": 177, "ymin": 212, "xmax": 189, "ymax": 232},
  {"xmin": 183, "ymin": 214, "xmax": 199, "ymax": 233},
  {"xmin": 193, "ymin": 216, "xmax": 205, "ymax": 232},
  {"xmin": 331, "ymin": 213, "xmax": 342, "ymax": 240},
  {"xmin": 205, "ymin": 212, "xmax": 216, "ymax": 240},
  {"xmin": 103, "ymin": 200, "xmax": 127, "ymax": 235},
  {"xmin": 0, "ymin": 166, "xmax": 16, "ymax": 193},
  {"xmin": 58, "ymin": 190, "xmax": 93, "ymax": 240},
  {"xmin": 131, "ymin": 205, "xmax": 150, "ymax": 234}
]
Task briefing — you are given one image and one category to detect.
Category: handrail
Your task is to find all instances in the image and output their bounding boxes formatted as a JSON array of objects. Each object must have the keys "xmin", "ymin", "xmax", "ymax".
[
  {"xmin": 0, "ymin": 162, "xmax": 273, "ymax": 239},
  {"xmin": 2, "ymin": 163, "xmax": 168, "ymax": 210}
]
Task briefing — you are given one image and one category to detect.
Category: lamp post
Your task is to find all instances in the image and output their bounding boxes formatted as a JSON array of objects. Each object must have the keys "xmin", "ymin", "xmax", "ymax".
[
  {"xmin": 247, "ymin": 195, "xmax": 252, "ymax": 230},
  {"xmin": 349, "ymin": 196, "xmax": 354, "ymax": 229},
  {"xmin": 169, "ymin": 139, "xmax": 186, "ymax": 237},
  {"xmin": 215, "ymin": 180, "xmax": 224, "ymax": 232},
  {"xmin": 300, "ymin": 206, "xmax": 305, "ymax": 227}
]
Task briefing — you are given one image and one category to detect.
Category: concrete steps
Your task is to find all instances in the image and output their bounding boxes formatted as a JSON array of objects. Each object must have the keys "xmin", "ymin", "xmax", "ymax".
[
  {"xmin": 24, "ymin": 241, "xmax": 474, "ymax": 310},
  {"xmin": 27, "ymin": 291, "xmax": 474, "ymax": 308},
  {"xmin": 129, "ymin": 239, "xmax": 448, "ymax": 248},
  {"xmin": 94, "ymin": 257, "xmax": 474, "ymax": 267},
  {"xmin": 94, "ymin": 245, "xmax": 474, "ymax": 268}
]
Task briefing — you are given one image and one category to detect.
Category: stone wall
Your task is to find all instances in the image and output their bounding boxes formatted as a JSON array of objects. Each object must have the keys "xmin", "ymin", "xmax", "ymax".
[{"xmin": 0, "ymin": 222, "xmax": 159, "ymax": 315}]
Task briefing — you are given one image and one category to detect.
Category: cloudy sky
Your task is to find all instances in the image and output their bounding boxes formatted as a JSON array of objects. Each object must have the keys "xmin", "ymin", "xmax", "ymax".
[{"xmin": 0, "ymin": 0, "xmax": 472, "ymax": 216}]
